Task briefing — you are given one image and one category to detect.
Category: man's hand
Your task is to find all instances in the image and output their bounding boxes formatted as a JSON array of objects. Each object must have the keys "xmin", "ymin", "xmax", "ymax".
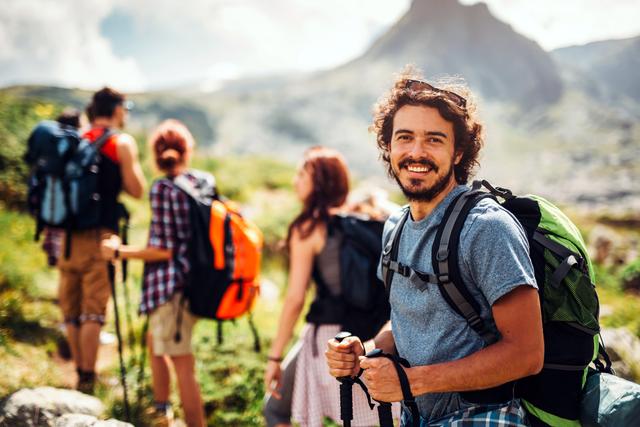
[
  {"xmin": 325, "ymin": 335, "xmax": 365, "ymax": 378},
  {"xmin": 359, "ymin": 356, "xmax": 404, "ymax": 402},
  {"xmin": 100, "ymin": 235, "xmax": 121, "ymax": 261},
  {"xmin": 264, "ymin": 360, "xmax": 283, "ymax": 400}
]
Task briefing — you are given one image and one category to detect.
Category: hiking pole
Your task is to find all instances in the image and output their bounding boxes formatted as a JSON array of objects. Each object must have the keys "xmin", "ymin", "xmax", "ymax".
[
  {"xmin": 119, "ymin": 217, "xmax": 137, "ymax": 357},
  {"xmin": 363, "ymin": 349, "xmax": 394, "ymax": 427},
  {"xmin": 108, "ymin": 262, "xmax": 131, "ymax": 422},
  {"xmin": 334, "ymin": 331, "xmax": 355, "ymax": 427},
  {"xmin": 135, "ymin": 315, "xmax": 150, "ymax": 414}
]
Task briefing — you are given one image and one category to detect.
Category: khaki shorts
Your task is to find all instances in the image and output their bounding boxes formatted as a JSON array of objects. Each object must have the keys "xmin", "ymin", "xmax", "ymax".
[
  {"xmin": 149, "ymin": 293, "xmax": 197, "ymax": 356},
  {"xmin": 58, "ymin": 228, "xmax": 115, "ymax": 325}
]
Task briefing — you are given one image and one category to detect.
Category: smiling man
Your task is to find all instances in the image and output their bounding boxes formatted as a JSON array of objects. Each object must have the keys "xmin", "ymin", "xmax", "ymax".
[{"xmin": 325, "ymin": 71, "xmax": 544, "ymax": 426}]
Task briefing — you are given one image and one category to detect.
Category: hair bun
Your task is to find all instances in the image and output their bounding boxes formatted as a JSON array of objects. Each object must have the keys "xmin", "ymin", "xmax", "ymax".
[{"xmin": 157, "ymin": 148, "xmax": 180, "ymax": 170}]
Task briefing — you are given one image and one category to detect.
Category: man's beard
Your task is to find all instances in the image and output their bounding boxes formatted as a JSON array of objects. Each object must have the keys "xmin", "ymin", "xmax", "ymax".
[{"xmin": 393, "ymin": 157, "xmax": 455, "ymax": 202}]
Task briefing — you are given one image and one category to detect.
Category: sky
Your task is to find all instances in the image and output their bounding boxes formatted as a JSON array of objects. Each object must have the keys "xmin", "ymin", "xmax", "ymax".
[{"xmin": 1, "ymin": 0, "xmax": 639, "ymax": 92}]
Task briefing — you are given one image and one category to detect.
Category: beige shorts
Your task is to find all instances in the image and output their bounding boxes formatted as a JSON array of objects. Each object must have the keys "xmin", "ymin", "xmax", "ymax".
[
  {"xmin": 149, "ymin": 293, "xmax": 197, "ymax": 356},
  {"xmin": 58, "ymin": 228, "xmax": 115, "ymax": 324}
]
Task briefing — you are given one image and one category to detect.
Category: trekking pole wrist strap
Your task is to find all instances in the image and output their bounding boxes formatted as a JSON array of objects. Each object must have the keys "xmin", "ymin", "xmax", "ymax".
[{"xmin": 362, "ymin": 349, "xmax": 420, "ymax": 427}]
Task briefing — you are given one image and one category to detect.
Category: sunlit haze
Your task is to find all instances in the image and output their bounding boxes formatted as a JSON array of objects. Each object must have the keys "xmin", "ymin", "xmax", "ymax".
[{"xmin": 1, "ymin": 0, "xmax": 638, "ymax": 91}]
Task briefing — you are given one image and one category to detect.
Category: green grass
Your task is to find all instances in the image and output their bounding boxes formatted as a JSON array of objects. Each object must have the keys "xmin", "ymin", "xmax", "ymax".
[{"xmin": 1, "ymin": 101, "xmax": 639, "ymax": 424}]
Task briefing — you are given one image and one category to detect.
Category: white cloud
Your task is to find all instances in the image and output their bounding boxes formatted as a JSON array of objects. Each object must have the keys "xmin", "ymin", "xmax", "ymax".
[
  {"xmin": 0, "ymin": 0, "xmax": 145, "ymax": 91},
  {"xmin": 113, "ymin": 0, "xmax": 411, "ymax": 76},
  {"xmin": 3, "ymin": 0, "xmax": 638, "ymax": 90},
  {"xmin": 461, "ymin": 0, "xmax": 640, "ymax": 50},
  {"xmin": 0, "ymin": 0, "xmax": 414, "ymax": 89}
]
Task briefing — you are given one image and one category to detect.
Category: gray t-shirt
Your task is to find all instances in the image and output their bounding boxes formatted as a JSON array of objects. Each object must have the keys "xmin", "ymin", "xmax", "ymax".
[{"xmin": 377, "ymin": 185, "xmax": 537, "ymax": 421}]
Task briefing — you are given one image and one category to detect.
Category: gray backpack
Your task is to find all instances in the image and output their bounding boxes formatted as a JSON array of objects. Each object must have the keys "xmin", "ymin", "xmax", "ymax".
[{"xmin": 580, "ymin": 370, "xmax": 640, "ymax": 426}]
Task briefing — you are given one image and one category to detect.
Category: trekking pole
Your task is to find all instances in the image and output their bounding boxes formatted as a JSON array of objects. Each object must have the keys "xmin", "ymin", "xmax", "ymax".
[
  {"xmin": 334, "ymin": 331, "xmax": 355, "ymax": 427},
  {"xmin": 108, "ymin": 262, "xmax": 131, "ymax": 421},
  {"xmin": 363, "ymin": 349, "xmax": 394, "ymax": 427},
  {"xmin": 119, "ymin": 217, "xmax": 137, "ymax": 355},
  {"xmin": 136, "ymin": 315, "xmax": 150, "ymax": 413}
]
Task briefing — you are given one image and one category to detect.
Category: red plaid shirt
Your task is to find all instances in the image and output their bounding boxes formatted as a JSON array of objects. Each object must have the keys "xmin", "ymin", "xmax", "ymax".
[{"xmin": 140, "ymin": 174, "xmax": 193, "ymax": 314}]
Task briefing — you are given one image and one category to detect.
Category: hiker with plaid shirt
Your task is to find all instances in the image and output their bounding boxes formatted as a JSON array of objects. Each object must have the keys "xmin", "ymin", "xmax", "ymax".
[
  {"xmin": 325, "ymin": 69, "xmax": 543, "ymax": 426},
  {"xmin": 101, "ymin": 119, "xmax": 206, "ymax": 427}
]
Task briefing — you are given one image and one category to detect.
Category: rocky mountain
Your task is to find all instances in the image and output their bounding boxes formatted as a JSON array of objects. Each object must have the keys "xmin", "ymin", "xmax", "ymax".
[
  {"xmin": 342, "ymin": 0, "xmax": 563, "ymax": 107},
  {"xmin": 2, "ymin": 0, "xmax": 639, "ymax": 212},
  {"xmin": 552, "ymin": 36, "xmax": 640, "ymax": 104}
]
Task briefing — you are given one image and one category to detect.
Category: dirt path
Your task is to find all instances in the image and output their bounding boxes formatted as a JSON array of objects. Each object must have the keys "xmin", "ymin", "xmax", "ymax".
[{"xmin": 51, "ymin": 336, "xmax": 120, "ymax": 389}]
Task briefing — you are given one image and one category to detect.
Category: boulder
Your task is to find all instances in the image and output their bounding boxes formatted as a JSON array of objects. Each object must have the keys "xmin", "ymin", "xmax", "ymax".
[
  {"xmin": 0, "ymin": 387, "xmax": 103, "ymax": 427},
  {"xmin": 54, "ymin": 414, "xmax": 132, "ymax": 427}
]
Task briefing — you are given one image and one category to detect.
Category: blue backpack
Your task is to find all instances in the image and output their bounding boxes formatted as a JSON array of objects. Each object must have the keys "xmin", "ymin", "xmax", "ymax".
[{"xmin": 25, "ymin": 120, "xmax": 115, "ymax": 243}]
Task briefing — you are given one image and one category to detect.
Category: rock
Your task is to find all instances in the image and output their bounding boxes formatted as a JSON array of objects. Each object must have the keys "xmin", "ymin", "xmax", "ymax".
[
  {"xmin": 622, "ymin": 273, "xmax": 640, "ymax": 294},
  {"xmin": 54, "ymin": 414, "xmax": 133, "ymax": 427},
  {"xmin": 54, "ymin": 414, "xmax": 97, "ymax": 427},
  {"xmin": 601, "ymin": 327, "xmax": 640, "ymax": 382},
  {"xmin": 599, "ymin": 304, "xmax": 614, "ymax": 318},
  {"xmin": 0, "ymin": 387, "xmax": 103, "ymax": 427}
]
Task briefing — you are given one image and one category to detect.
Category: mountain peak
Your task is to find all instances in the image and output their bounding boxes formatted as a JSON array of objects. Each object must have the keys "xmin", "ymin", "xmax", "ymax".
[{"xmin": 353, "ymin": 0, "xmax": 562, "ymax": 106}]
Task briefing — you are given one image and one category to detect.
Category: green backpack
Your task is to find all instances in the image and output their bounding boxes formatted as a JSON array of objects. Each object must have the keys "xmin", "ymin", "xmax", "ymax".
[{"xmin": 381, "ymin": 180, "xmax": 612, "ymax": 426}]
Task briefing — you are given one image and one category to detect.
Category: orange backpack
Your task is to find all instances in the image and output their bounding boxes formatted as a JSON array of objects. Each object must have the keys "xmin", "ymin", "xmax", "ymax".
[
  {"xmin": 173, "ymin": 172, "xmax": 263, "ymax": 349},
  {"xmin": 208, "ymin": 199, "xmax": 263, "ymax": 320}
]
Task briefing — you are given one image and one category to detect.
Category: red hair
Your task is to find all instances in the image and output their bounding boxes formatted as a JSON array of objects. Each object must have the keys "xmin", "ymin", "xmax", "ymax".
[
  {"xmin": 148, "ymin": 119, "xmax": 195, "ymax": 175},
  {"xmin": 287, "ymin": 146, "xmax": 350, "ymax": 244}
]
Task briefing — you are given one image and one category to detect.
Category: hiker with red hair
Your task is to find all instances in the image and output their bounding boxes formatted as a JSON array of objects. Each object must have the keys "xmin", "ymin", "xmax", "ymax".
[{"xmin": 102, "ymin": 119, "xmax": 206, "ymax": 427}]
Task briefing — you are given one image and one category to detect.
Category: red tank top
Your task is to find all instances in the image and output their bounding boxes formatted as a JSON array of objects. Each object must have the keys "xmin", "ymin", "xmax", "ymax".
[{"xmin": 83, "ymin": 127, "xmax": 120, "ymax": 163}]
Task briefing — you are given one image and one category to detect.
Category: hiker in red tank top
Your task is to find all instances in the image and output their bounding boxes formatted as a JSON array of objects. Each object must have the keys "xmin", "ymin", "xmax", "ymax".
[{"xmin": 58, "ymin": 87, "xmax": 146, "ymax": 395}]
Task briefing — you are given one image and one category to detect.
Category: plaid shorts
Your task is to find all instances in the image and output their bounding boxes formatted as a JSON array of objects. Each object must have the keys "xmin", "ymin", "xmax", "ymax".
[{"xmin": 402, "ymin": 399, "xmax": 530, "ymax": 427}]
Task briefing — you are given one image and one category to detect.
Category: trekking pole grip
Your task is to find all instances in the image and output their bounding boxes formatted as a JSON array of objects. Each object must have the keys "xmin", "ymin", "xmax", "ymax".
[
  {"xmin": 335, "ymin": 331, "xmax": 354, "ymax": 427},
  {"xmin": 364, "ymin": 349, "xmax": 394, "ymax": 427}
]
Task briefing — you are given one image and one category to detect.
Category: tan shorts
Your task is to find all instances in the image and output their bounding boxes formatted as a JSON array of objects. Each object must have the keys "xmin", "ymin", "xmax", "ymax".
[
  {"xmin": 58, "ymin": 228, "xmax": 115, "ymax": 325},
  {"xmin": 149, "ymin": 293, "xmax": 197, "ymax": 356}
]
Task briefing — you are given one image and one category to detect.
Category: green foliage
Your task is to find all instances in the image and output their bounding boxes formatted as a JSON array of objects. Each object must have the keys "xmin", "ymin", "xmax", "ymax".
[
  {"xmin": 193, "ymin": 155, "xmax": 295, "ymax": 202},
  {"xmin": 593, "ymin": 263, "xmax": 623, "ymax": 292},
  {"xmin": 0, "ymin": 94, "xmax": 64, "ymax": 209},
  {"xmin": 0, "ymin": 207, "xmax": 60, "ymax": 350},
  {"xmin": 0, "ymin": 207, "xmax": 46, "ymax": 293},
  {"xmin": 621, "ymin": 258, "xmax": 640, "ymax": 282},
  {"xmin": 197, "ymin": 336, "xmax": 265, "ymax": 426},
  {"xmin": 599, "ymin": 288, "xmax": 640, "ymax": 337}
]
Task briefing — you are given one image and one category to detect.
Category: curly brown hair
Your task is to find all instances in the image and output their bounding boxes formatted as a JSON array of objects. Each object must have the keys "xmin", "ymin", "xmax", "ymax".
[{"xmin": 371, "ymin": 68, "xmax": 484, "ymax": 184}]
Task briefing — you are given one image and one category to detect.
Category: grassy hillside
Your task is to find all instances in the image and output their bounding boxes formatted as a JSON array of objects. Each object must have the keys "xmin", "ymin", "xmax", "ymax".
[
  {"xmin": 1, "ymin": 92, "xmax": 639, "ymax": 426},
  {"xmin": 0, "ymin": 152, "xmax": 299, "ymax": 425}
]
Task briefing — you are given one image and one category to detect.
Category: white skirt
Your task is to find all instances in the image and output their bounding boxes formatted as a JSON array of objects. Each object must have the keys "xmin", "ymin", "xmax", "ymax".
[{"xmin": 291, "ymin": 323, "xmax": 400, "ymax": 427}]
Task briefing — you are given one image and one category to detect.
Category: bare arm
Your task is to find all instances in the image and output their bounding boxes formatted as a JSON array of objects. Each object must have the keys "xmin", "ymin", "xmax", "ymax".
[
  {"xmin": 370, "ymin": 323, "xmax": 394, "ymax": 354},
  {"xmin": 101, "ymin": 236, "xmax": 171, "ymax": 262},
  {"xmin": 268, "ymin": 227, "xmax": 317, "ymax": 359},
  {"xmin": 264, "ymin": 226, "xmax": 318, "ymax": 397},
  {"xmin": 117, "ymin": 135, "xmax": 145, "ymax": 199},
  {"xmin": 360, "ymin": 285, "xmax": 544, "ymax": 402}
]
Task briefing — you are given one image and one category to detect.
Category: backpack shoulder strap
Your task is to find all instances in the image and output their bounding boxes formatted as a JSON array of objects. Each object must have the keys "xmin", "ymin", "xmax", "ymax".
[
  {"xmin": 173, "ymin": 170, "xmax": 218, "ymax": 203},
  {"xmin": 381, "ymin": 206, "xmax": 411, "ymax": 295},
  {"xmin": 172, "ymin": 174, "xmax": 198, "ymax": 200},
  {"xmin": 91, "ymin": 128, "xmax": 115, "ymax": 152},
  {"xmin": 432, "ymin": 189, "xmax": 500, "ymax": 344}
]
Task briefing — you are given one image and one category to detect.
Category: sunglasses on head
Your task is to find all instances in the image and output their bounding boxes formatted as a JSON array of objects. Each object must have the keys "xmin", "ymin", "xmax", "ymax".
[{"xmin": 404, "ymin": 79, "xmax": 467, "ymax": 109}]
